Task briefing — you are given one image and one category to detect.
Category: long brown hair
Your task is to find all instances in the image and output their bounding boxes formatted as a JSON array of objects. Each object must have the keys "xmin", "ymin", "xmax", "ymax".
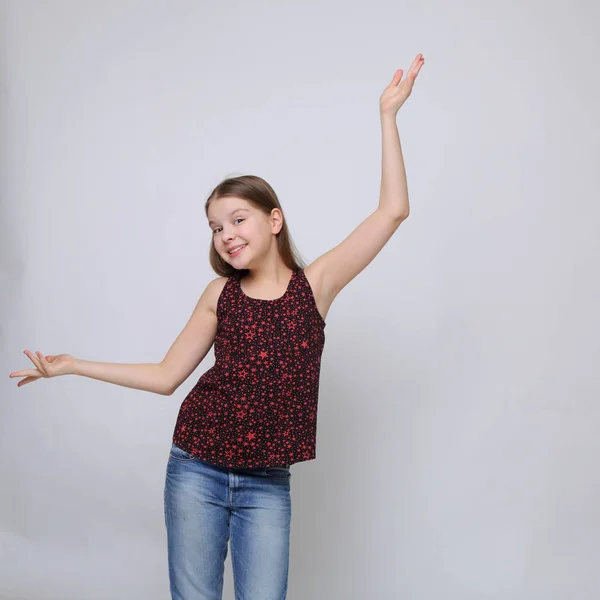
[{"xmin": 205, "ymin": 174, "xmax": 307, "ymax": 277}]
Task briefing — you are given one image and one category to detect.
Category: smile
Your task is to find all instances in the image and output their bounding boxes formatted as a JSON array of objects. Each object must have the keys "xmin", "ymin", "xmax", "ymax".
[{"xmin": 228, "ymin": 244, "xmax": 247, "ymax": 256}]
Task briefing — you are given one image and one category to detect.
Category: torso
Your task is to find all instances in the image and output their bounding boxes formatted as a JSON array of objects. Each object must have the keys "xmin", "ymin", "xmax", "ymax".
[{"xmin": 174, "ymin": 261, "xmax": 327, "ymax": 468}]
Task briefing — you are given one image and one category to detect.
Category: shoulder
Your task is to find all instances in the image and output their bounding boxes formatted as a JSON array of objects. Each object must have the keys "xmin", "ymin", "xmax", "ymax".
[{"xmin": 203, "ymin": 276, "xmax": 230, "ymax": 315}]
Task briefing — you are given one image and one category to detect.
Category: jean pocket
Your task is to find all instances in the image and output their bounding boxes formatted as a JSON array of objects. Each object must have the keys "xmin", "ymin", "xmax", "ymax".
[
  {"xmin": 264, "ymin": 466, "xmax": 291, "ymax": 480},
  {"xmin": 169, "ymin": 443, "xmax": 195, "ymax": 461}
]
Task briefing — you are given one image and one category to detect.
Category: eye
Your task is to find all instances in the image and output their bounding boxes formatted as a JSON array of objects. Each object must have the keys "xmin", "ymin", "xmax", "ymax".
[{"xmin": 212, "ymin": 218, "xmax": 244, "ymax": 235}]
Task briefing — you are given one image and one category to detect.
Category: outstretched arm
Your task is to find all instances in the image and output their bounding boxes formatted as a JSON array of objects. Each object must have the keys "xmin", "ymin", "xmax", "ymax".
[
  {"xmin": 9, "ymin": 277, "xmax": 225, "ymax": 395},
  {"xmin": 309, "ymin": 54, "xmax": 425, "ymax": 301}
]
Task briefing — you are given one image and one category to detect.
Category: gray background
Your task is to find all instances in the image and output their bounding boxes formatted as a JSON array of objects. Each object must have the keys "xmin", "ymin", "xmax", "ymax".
[{"xmin": 2, "ymin": 1, "xmax": 599, "ymax": 599}]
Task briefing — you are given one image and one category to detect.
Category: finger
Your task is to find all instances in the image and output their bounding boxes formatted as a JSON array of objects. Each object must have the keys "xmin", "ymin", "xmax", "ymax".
[
  {"xmin": 410, "ymin": 56, "xmax": 425, "ymax": 80},
  {"xmin": 409, "ymin": 53, "xmax": 423, "ymax": 67},
  {"xmin": 35, "ymin": 351, "xmax": 49, "ymax": 367},
  {"xmin": 25, "ymin": 350, "xmax": 47, "ymax": 376},
  {"xmin": 403, "ymin": 68, "xmax": 420, "ymax": 87},
  {"xmin": 17, "ymin": 376, "xmax": 40, "ymax": 387},
  {"xmin": 24, "ymin": 349, "xmax": 43, "ymax": 370},
  {"xmin": 24, "ymin": 349, "xmax": 39, "ymax": 367},
  {"xmin": 10, "ymin": 369, "xmax": 40, "ymax": 378},
  {"xmin": 391, "ymin": 69, "xmax": 403, "ymax": 86}
]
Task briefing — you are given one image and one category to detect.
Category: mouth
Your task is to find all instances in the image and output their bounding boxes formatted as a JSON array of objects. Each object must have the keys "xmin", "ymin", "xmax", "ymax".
[{"xmin": 227, "ymin": 244, "xmax": 247, "ymax": 257}]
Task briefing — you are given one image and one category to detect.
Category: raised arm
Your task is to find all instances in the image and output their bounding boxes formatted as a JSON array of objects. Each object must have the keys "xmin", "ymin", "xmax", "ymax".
[{"xmin": 307, "ymin": 54, "xmax": 424, "ymax": 302}]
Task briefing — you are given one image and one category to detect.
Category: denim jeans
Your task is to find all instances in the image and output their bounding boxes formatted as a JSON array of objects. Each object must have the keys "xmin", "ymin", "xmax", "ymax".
[{"xmin": 164, "ymin": 443, "xmax": 292, "ymax": 600}]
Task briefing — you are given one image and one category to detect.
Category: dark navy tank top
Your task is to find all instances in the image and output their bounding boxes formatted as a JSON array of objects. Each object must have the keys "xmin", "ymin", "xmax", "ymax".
[{"xmin": 172, "ymin": 267, "xmax": 326, "ymax": 468}]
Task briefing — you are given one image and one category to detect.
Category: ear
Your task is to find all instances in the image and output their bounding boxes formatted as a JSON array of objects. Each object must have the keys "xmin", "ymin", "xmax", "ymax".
[{"xmin": 270, "ymin": 208, "xmax": 284, "ymax": 234}]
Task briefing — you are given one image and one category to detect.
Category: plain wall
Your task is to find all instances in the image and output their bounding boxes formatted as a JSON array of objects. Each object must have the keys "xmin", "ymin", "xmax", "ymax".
[{"xmin": 2, "ymin": 1, "xmax": 599, "ymax": 598}]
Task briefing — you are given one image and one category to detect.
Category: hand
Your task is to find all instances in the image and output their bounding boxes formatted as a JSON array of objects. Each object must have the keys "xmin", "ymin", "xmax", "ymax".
[
  {"xmin": 379, "ymin": 53, "xmax": 425, "ymax": 118},
  {"xmin": 9, "ymin": 350, "xmax": 76, "ymax": 387}
]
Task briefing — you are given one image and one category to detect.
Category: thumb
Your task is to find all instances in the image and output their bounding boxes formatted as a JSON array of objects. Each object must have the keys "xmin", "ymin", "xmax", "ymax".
[{"xmin": 390, "ymin": 69, "xmax": 403, "ymax": 86}]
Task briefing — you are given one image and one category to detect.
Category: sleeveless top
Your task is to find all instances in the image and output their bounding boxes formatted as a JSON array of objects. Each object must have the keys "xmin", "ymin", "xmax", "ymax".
[{"xmin": 171, "ymin": 268, "xmax": 326, "ymax": 469}]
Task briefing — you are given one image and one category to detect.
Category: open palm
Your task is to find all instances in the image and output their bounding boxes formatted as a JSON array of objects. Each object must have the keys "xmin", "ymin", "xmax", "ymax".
[{"xmin": 380, "ymin": 53, "xmax": 425, "ymax": 117}]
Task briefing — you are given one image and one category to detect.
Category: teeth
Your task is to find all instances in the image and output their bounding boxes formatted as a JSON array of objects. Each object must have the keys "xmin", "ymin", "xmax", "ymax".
[{"xmin": 229, "ymin": 244, "xmax": 246, "ymax": 254}]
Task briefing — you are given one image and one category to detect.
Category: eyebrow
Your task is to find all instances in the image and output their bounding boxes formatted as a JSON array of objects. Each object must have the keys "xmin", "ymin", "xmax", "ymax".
[{"xmin": 208, "ymin": 208, "xmax": 250, "ymax": 227}]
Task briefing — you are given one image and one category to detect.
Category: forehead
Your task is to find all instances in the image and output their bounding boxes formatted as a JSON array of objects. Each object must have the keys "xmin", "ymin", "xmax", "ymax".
[{"xmin": 207, "ymin": 197, "xmax": 254, "ymax": 225}]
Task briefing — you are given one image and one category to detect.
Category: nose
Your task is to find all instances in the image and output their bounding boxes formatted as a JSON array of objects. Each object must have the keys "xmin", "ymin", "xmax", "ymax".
[{"xmin": 220, "ymin": 227, "xmax": 237, "ymax": 243}]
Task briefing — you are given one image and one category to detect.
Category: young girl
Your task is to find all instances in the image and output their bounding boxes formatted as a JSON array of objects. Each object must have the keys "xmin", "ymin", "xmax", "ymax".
[{"xmin": 10, "ymin": 54, "xmax": 424, "ymax": 599}]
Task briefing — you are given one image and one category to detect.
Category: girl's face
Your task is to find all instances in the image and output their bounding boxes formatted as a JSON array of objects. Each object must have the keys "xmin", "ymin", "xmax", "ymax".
[{"xmin": 208, "ymin": 196, "xmax": 279, "ymax": 267}]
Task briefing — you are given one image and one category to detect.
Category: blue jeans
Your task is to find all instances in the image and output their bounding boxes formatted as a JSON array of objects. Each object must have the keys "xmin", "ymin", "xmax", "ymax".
[{"xmin": 164, "ymin": 443, "xmax": 292, "ymax": 600}]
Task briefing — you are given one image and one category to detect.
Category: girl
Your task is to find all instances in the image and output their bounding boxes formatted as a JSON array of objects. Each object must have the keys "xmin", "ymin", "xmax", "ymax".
[{"xmin": 10, "ymin": 54, "xmax": 424, "ymax": 599}]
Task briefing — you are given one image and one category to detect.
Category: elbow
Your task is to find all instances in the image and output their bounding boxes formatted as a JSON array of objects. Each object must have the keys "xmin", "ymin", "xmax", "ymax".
[
  {"xmin": 162, "ymin": 387, "xmax": 174, "ymax": 396},
  {"xmin": 391, "ymin": 211, "xmax": 408, "ymax": 225},
  {"xmin": 159, "ymin": 363, "xmax": 177, "ymax": 396},
  {"xmin": 384, "ymin": 207, "xmax": 409, "ymax": 222},
  {"xmin": 162, "ymin": 381, "xmax": 177, "ymax": 396}
]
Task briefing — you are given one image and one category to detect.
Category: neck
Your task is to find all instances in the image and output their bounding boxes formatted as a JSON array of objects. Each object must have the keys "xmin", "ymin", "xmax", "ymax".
[{"xmin": 243, "ymin": 259, "xmax": 293, "ymax": 285}]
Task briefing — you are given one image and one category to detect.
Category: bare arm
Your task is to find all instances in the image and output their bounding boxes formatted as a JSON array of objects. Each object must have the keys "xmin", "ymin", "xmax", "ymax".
[
  {"xmin": 72, "ymin": 360, "xmax": 171, "ymax": 395},
  {"xmin": 307, "ymin": 55, "xmax": 424, "ymax": 302},
  {"xmin": 74, "ymin": 277, "xmax": 225, "ymax": 395},
  {"xmin": 10, "ymin": 277, "xmax": 226, "ymax": 395},
  {"xmin": 160, "ymin": 276, "xmax": 225, "ymax": 395}
]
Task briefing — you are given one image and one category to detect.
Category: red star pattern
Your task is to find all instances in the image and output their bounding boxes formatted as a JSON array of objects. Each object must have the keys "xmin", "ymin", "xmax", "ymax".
[{"xmin": 172, "ymin": 268, "xmax": 326, "ymax": 468}]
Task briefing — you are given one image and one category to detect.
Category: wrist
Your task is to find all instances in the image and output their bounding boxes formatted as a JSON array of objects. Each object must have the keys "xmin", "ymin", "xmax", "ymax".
[
  {"xmin": 380, "ymin": 109, "xmax": 397, "ymax": 122},
  {"xmin": 70, "ymin": 356, "xmax": 82, "ymax": 376}
]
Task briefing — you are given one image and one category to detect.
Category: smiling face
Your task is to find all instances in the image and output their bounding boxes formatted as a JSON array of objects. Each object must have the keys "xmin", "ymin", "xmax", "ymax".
[{"xmin": 207, "ymin": 196, "xmax": 283, "ymax": 267}]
